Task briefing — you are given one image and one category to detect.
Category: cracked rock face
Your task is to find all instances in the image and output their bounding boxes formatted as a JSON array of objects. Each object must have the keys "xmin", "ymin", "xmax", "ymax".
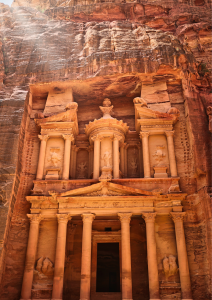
[{"xmin": 0, "ymin": 0, "xmax": 211, "ymax": 300}]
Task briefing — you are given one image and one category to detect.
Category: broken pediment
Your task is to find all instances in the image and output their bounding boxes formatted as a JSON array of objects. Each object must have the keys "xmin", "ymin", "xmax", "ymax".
[
  {"xmin": 134, "ymin": 100, "xmax": 180, "ymax": 133},
  {"xmin": 51, "ymin": 181, "xmax": 153, "ymax": 197}
]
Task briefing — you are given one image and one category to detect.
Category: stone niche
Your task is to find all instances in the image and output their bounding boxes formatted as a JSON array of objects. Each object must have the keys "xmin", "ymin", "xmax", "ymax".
[
  {"xmin": 44, "ymin": 137, "xmax": 64, "ymax": 180},
  {"xmin": 127, "ymin": 146, "xmax": 140, "ymax": 178},
  {"xmin": 149, "ymin": 135, "xmax": 170, "ymax": 178},
  {"xmin": 76, "ymin": 149, "xmax": 89, "ymax": 179}
]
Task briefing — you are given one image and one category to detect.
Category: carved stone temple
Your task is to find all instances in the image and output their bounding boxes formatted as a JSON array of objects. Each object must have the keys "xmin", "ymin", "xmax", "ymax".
[{"xmin": 9, "ymin": 81, "xmax": 197, "ymax": 300}]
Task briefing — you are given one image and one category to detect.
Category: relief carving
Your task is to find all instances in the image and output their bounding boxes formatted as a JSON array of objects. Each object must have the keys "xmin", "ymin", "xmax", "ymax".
[
  {"xmin": 47, "ymin": 148, "xmax": 62, "ymax": 167},
  {"xmin": 153, "ymin": 145, "xmax": 166, "ymax": 163},
  {"xmin": 77, "ymin": 161, "xmax": 87, "ymax": 179},
  {"xmin": 35, "ymin": 257, "xmax": 54, "ymax": 276},
  {"xmin": 163, "ymin": 255, "xmax": 178, "ymax": 280},
  {"xmin": 99, "ymin": 98, "xmax": 114, "ymax": 119},
  {"xmin": 102, "ymin": 151, "xmax": 112, "ymax": 168}
]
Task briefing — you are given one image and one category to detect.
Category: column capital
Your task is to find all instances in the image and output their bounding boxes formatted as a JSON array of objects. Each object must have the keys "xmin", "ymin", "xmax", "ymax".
[
  {"xmin": 81, "ymin": 213, "xmax": 95, "ymax": 223},
  {"xmin": 27, "ymin": 213, "xmax": 42, "ymax": 224},
  {"xmin": 113, "ymin": 134, "xmax": 122, "ymax": 141},
  {"xmin": 57, "ymin": 214, "xmax": 72, "ymax": 223},
  {"xmin": 142, "ymin": 212, "xmax": 157, "ymax": 223},
  {"xmin": 165, "ymin": 130, "xmax": 175, "ymax": 137},
  {"xmin": 118, "ymin": 212, "xmax": 132, "ymax": 223},
  {"xmin": 38, "ymin": 134, "xmax": 49, "ymax": 141},
  {"xmin": 140, "ymin": 132, "xmax": 149, "ymax": 139},
  {"xmin": 170, "ymin": 212, "xmax": 186, "ymax": 223},
  {"xmin": 62, "ymin": 134, "xmax": 74, "ymax": 141},
  {"xmin": 91, "ymin": 134, "xmax": 103, "ymax": 142}
]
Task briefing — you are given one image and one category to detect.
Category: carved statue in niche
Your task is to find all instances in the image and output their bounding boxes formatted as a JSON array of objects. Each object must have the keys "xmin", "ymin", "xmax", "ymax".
[
  {"xmin": 102, "ymin": 151, "xmax": 112, "ymax": 167},
  {"xmin": 128, "ymin": 148, "xmax": 139, "ymax": 177},
  {"xmin": 163, "ymin": 255, "xmax": 178, "ymax": 280},
  {"xmin": 48, "ymin": 148, "xmax": 61, "ymax": 167},
  {"xmin": 77, "ymin": 161, "xmax": 87, "ymax": 179},
  {"xmin": 153, "ymin": 145, "xmax": 166, "ymax": 164},
  {"xmin": 35, "ymin": 256, "xmax": 54, "ymax": 276}
]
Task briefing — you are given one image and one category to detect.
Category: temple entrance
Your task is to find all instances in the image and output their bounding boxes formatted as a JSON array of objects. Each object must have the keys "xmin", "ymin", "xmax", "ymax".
[{"xmin": 96, "ymin": 243, "xmax": 120, "ymax": 293}]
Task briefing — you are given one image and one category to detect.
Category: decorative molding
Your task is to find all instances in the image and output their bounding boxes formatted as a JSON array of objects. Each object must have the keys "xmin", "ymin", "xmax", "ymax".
[
  {"xmin": 118, "ymin": 212, "xmax": 132, "ymax": 223},
  {"xmin": 142, "ymin": 212, "xmax": 157, "ymax": 223}
]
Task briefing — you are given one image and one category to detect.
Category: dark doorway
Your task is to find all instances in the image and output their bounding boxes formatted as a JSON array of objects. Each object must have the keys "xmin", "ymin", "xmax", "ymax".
[{"xmin": 96, "ymin": 243, "xmax": 120, "ymax": 292}]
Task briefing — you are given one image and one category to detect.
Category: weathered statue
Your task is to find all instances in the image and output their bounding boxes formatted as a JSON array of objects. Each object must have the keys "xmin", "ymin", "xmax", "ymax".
[
  {"xmin": 130, "ymin": 157, "xmax": 138, "ymax": 175},
  {"xmin": 102, "ymin": 151, "xmax": 112, "ymax": 167},
  {"xmin": 99, "ymin": 98, "xmax": 114, "ymax": 119},
  {"xmin": 153, "ymin": 145, "xmax": 166, "ymax": 163},
  {"xmin": 163, "ymin": 255, "xmax": 178, "ymax": 280},
  {"xmin": 77, "ymin": 162, "xmax": 87, "ymax": 179},
  {"xmin": 133, "ymin": 97, "xmax": 148, "ymax": 107},
  {"xmin": 35, "ymin": 256, "xmax": 54, "ymax": 276},
  {"xmin": 48, "ymin": 149, "xmax": 61, "ymax": 167}
]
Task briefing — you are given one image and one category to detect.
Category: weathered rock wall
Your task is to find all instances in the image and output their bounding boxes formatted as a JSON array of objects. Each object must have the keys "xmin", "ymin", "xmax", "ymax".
[{"xmin": 0, "ymin": 0, "xmax": 211, "ymax": 299}]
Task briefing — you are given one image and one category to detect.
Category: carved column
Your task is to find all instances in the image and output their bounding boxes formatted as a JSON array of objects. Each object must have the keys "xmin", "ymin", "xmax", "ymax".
[
  {"xmin": 36, "ymin": 135, "xmax": 49, "ymax": 180},
  {"xmin": 62, "ymin": 134, "xmax": 74, "ymax": 180},
  {"xmin": 80, "ymin": 213, "xmax": 95, "ymax": 300},
  {"xmin": 92, "ymin": 135, "xmax": 101, "ymax": 179},
  {"xmin": 120, "ymin": 143, "xmax": 125, "ymax": 176},
  {"xmin": 118, "ymin": 213, "xmax": 133, "ymax": 300},
  {"xmin": 73, "ymin": 146, "xmax": 79, "ymax": 179},
  {"xmin": 165, "ymin": 131, "xmax": 178, "ymax": 177},
  {"xmin": 137, "ymin": 143, "xmax": 143, "ymax": 178},
  {"xmin": 170, "ymin": 213, "xmax": 193, "ymax": 300},
  {"xmin": 140, "ymin": 132, "xmax": 151, "ymax": 178},
  {"xmin": 142, "ymin": 213, "xmax": 160, "ymax": 300},
  {"xmin": 20, "ymin": 214, "xmax": 41, "ymax": 300},
  {"xmin": 52, "ymin": 214, "xmax": 71, "ymax": 300},
  {"xmin": 113, "ymin": 135, "xmax": 120, "ymax": 179}
]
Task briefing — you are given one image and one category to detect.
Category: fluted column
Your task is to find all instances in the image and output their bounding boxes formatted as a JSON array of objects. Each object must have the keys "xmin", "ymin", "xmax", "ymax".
[
  {"xmin": 80, "ymin": 213, "xmax": 95, "ymax": 300},
  {"xmin": 165, "ymin": 131, "xmax": 178, "ymax": 177},
  {"xmin": 20, "ymin": 214, "xmax": 41, "ymax": 300},
  {"xmin": 118, "ymin": 213, "xmax": 133, "ymax": 300},
  {"xmin": 140, "ymin": 132, "xmax": 151, "ymax": 178},
  {"xmin": 170, "ymin": 212, "xmax": 193, "ymax": 300},
  {"xmin": 62, "ymin": 134, "xmax": 74, "ymax": 180},
  {"xmin": 36, "ymin": 135, "xmax": 49, "ymax": 180},
  {"xmin": 113, "ymin": 135, "xmax": 120, "ymax": 179},
  {"xmin": 92, "ymin": 135, "xmax": 101, "ymax": 179},
  {"xmin": 142, "ymin": 213, "xmax": 160, "ymax": 300},
  {"xmin": 120, "ymin": 143, "xmax": 125, "ymax": 176},
  {"xmin": 52, "ymin": 214, "xmax": 71, "ymax": 300}
]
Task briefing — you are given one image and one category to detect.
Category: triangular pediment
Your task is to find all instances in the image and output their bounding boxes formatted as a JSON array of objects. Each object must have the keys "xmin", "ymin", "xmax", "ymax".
[{"xmin": 54, "ymin": 181, "xmax": 153, "ymax": 197}]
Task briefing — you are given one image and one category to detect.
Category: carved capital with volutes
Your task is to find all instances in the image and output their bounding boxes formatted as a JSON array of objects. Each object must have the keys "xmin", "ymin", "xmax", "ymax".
[
  {"xmin": 165, "ymin": 131, "xmax": 175, "ymax": 137},
  {"xmin": 113, "ymin": 134, "xmax": 122, "ymax": 141},
  {"xmin": 81, "ymin": 213, "xmax": 95, "ymax": 223},
  {"xmin": 62, "ymin": 134, "xmax": 74, "ymax": 142},
  {"xmin": 170, "ymin": 212, "xmax": 186, "ymax": 223},
  {"xmin": 57, "ymin": 214, "xmax": 72, "ymax": 224},
  {"xmin": 142, "ymin": 212, "xmax": 157, "ymax": 223},
  {"xmin": 38, "ymin": 134, "xmax": 49, "ymax": 142},
  {"xmin": 91, "ymin": 134, "xmax": 103, "ymax": 142},
  {"xmin": 118, "ymin": 213, "xmax": 132, "ymax": 223},
  {"xmin": 27, "ymin": 214, "xmax": 42, "ymax": 224},
  {"xmin": 140, "ymin": 132, "xmax": 149, "ymax": 139}
]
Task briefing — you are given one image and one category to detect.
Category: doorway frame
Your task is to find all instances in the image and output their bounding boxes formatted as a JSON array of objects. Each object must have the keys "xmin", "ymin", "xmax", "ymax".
[{"xmin": 91, "ymin": 230, "xmax": 122, "ymax": 300}]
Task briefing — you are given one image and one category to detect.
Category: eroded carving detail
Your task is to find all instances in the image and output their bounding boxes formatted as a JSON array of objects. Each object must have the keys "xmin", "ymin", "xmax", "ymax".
[
  {"xmin": 77, "ymin": 161, "xmax": 87, "ymax": 179},
  {"xmin": 163, "ymin": 255, "xmax": 178, "ymax": 280}
]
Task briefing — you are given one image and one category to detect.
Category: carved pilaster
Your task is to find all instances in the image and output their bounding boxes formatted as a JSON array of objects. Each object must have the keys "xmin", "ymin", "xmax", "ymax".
[
  {"xmin": 165, "ymin": 131, "xmax": 178, "ymax": 177},
  {"xmin": 140, "ymin": 132, "xmax": 151, "ymax": 178}
]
